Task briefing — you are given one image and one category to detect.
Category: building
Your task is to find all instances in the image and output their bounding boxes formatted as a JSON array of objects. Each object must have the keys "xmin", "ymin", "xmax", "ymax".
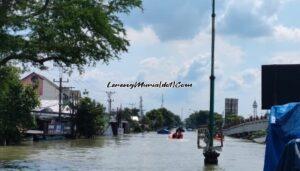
[
  {"xmin": 21, "ymin": 72, "xmax": 81, "ymax": 137},
  {"xmin": 225, "ymin": 98, "xmax": 238, "ymax": 116},
  {"xmin": 21, "ymin": 72, "xmax": 81, "ymax": 110},
  {"xmin": 22, "ymin": 72, "xmax": 59, "ymax": 100}
]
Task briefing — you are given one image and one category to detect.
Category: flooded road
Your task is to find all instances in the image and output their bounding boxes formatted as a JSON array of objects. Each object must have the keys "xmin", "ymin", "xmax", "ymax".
[{"xmin": 0, "ymin": 132, "xmax": 265, "ymax": 171}]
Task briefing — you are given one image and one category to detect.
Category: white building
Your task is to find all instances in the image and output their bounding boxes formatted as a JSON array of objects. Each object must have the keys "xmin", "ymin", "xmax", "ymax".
[{"xmin": 21, "ymin": 72, "xmax": 80, "ymax": 113}]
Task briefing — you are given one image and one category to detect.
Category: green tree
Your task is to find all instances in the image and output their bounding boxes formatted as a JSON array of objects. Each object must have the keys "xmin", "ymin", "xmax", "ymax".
[
  {"xmin": 225, "ymin": 114, "xmax": 244, "ymax": 126},
  {"xmin": 145, "ymin": 108, "xmax": 182, "ymax": 130},
  {"xmin": 0, "ymin": 66, "xmax": 39, "ymax": 145},
  {"xmin": 145, "ymin": 109, "xmax": 163, "ymax": 130},
  {"xmin": 121, "ymin": 107, "xmax": 143, "ymax": 132},
  {"xmin": 75, "ymin": 97, "xmax": 106, "ymax": 138},
  {"xmin": 0, "ymin": 0, "xmax": 142, "ymax": 70},
  {"xmin": 122, "ymin": 107, "xmax": 139, "ymax": 121},
  {"xmin": 185, "ymin": 110, "xmax": 223, "ymax": 129}
]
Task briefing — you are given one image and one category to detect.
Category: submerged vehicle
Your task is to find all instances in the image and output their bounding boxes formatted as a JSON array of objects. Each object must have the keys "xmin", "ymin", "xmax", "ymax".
[{"xmin": 157, "ymin": 128, "xmax": 170, "ymax": 134}]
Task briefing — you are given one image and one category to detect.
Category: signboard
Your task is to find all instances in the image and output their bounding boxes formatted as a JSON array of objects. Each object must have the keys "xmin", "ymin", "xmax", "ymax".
[{"xmin": 262, "ymin": 64, "xmax": 300, "ymax": 109}]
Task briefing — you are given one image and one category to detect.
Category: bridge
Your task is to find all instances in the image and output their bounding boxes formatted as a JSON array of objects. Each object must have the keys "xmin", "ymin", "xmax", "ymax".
[{"xmin": 222, "ymin": 118, "xmax": 268, "ymax": 136}]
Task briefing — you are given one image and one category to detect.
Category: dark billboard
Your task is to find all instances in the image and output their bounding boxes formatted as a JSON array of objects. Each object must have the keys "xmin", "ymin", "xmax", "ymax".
[{"xmin": 262, "ymin": 64, "xmax": 300, "ymax": 109}]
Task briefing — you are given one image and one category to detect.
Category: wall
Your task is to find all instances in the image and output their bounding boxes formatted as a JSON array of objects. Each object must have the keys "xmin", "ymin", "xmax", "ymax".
[{"xmin": 41, "ymin": 80, "xmax": 59, "ymax": 100}]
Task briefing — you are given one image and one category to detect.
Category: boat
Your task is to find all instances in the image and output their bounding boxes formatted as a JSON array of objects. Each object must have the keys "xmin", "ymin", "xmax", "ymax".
[
  {"xmin": 157, "ymin": 128, "xmax": 170, "ymax": 134},
  {"xmin": 170, "ymin": 132, "xmax": 183, "ymax": 139},
  {"xmin": 169, "ymin": 127, "xmax": 184, "ymax": 139}
]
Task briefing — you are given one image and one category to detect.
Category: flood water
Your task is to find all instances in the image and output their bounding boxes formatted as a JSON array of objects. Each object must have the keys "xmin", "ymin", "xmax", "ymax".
[{"xmin": 0, "ymin": 132, "xmax": 265, "ymax": 171}]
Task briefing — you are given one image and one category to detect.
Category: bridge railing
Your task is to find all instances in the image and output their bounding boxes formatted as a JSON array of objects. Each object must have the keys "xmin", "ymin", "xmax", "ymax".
[
  {"xmin": 223, "ymin": 115, "xmax": 268, "ymax": 129},
  {"xmin": 223, "ymin": 119, "xmax": 268, "ymax": 131}
]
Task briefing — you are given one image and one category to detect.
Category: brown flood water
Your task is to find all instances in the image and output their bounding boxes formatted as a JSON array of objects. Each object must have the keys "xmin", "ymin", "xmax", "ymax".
[{"xmin": 0, "ymin": 132, "xmax": 265, "ymax": 171}]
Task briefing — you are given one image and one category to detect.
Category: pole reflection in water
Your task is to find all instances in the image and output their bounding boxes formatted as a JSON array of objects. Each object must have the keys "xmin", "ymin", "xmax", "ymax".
[{"xmin": 0, "ymin": 132, "xmax": 264, "ymax": 171}]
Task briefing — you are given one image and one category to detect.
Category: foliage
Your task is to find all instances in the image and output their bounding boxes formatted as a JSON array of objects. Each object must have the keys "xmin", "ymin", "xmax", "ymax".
[
  {"xmin": 121, "ymin": 107, "xmax": 144, "ymax": 133},
  {"xmin": 184, "ymin": 110, "xmax": 223, "ymax": 129},
  {"xmin": 0, "ymin": 0, "xmax": 142, "ymax": 71},
  {"xmin": 225, "ymin": 114, "xmax": 244, "ymax": 126},
  {"xmin": 249, "ymin": 130, "xmax": 267, "ymax": 140},
  {"xmin": 0, "ymin": 66, "xmax": 39, "ymax": 145},
  {"xmin": 122, "ymin": 107, "xmax": 139, "ymax": 121},
  {"xmin": 75, "ymin": 97, "xmax": 106, "ymax": 138},
  {"xmin": 145, "ymin": 108, "xmax": 182, "ymax": 130}
]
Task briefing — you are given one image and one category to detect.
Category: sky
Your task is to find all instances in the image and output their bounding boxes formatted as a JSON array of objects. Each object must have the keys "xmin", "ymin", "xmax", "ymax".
[{"xmin": 24, "ymin": 0, "xmax": 300, "ymax": 119}]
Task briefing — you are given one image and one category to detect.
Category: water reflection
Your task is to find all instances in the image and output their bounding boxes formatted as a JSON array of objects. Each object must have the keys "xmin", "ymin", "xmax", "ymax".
[{"xmin": 0, "ymin": 132, "xmax": 265, "ymax": 171}]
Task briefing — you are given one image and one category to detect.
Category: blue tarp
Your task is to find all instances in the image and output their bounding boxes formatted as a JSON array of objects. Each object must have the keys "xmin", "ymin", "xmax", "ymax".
[
  {"xmin": 264, "ymin": 102, "xmax": 300, "ymax": 171},
  {"xmin": 276, "ymin": 139, "xmax": 300, "ymax": 171}
]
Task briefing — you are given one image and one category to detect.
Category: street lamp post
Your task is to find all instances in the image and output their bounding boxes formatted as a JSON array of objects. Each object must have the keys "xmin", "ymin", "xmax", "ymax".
[{"xmin": 203, "ymin": 0, "xmax": 220, "ymax": 164}]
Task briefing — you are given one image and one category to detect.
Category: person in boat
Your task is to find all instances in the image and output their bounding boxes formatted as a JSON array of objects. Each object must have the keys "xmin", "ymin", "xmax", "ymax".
[{"xmin": 172, "ymin": 128, "xmax": 184, "ymax": 139}]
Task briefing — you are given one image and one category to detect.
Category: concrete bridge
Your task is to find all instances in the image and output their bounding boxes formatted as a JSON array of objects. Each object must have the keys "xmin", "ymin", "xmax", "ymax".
[{"xmin": 222, "ymin": 119, "xmax": 268, "ymax": 136}]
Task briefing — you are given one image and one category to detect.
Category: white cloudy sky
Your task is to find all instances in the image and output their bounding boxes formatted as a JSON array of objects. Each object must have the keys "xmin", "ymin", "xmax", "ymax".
[{"xmin": 25, "ymin": 0, "xmax": 300, "ymax": 118}]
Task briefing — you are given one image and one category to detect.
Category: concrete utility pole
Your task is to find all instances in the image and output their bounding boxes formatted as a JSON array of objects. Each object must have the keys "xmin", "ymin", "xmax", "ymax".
[
  {"xmin": 161, "ymin": 94, "xmax": 164, "ymax": 108},
  {"xmin": 106, "ymin": 91, "xmax": 115, "ymax": 115},
  {"xmin": 54, "ymin": 74, "xmax": 69, "ymax": 122},
  {"xmin": 139, "ymin": 96, "xmax": 144, "ymax": 117},
  {"xmin": 203, "ymin": 0, "xmax": 220, "ymax": 165}
]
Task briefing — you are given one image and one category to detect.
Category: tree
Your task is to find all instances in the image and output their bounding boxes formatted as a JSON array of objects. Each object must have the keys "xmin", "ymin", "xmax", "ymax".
[
  {"xmin": 145, "ymin": 108, "xmax": 182, "ymax": 130},
  {"xmin": 75, "ymin": 97, "xmax": 106, "ymax": 138},
  {"xmin": 0, "ymin": 66, "xmax": 39, "ymax": 145},
  {"xmin": 120, "ymin": 107, "xmax": 142, "ymax": 132},
  {"xmin": 145, "ymin": 109, "xmax": 163, "ymax": 130},
  {"xmin": 122, "ymin": 107, "xmax": 139, "ymax": 121},
  {"xmin": 225, "ymin": 114, "xmax": 244, "ymax": 126},
  {"xmin": 0, "ymin": 0, "xmax": 142, "ymax": 71},
  {"xmin": 185, "ymin": 110, "xmax": 223, "ymax": 129}
]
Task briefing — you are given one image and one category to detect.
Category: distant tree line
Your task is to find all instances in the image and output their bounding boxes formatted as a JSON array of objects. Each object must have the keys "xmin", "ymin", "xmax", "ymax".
[
  {"xmin": 184, "ymin": 110, "xmax": 222, "ymax": 129},
  {"xmin": 103, "ymin": 107, "xmax": 182, "ymax": 133},
  {"xmin": 184, "ymin": 110, "xmax": 244, "ymax": 129}
]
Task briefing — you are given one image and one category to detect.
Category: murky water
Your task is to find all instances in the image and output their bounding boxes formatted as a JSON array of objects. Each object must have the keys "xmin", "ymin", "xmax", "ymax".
[{"xmin": 0, "ymin": 132, "xmax": 265, "ymax": 171}]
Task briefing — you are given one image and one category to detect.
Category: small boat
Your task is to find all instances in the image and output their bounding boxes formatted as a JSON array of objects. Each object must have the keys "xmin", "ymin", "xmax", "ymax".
[
  {"xmin": 170, "ymin": 132, "xmax": 183, "ymax": 139},
  {"xmin": 169, "ymin": 127, "xmax": 184, "ymax": 139},
  {"xmin": 157, "ymin": 128, "xmax": 170, "ymax": 134},
  {"xmin": 214, "ymin": 133, "xmax": 224, "ymax": 141}
]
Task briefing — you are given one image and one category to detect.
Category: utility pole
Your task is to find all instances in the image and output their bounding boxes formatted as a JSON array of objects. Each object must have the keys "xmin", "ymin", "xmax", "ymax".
[
  {"xmin": 203, "ymin": 0, "xmax": 220, "ymax": 164},
  {"xmin": 106, "ymin": 91, "xmax": 115, "ymax": 115},
  {"xmin": 139, "ymin": 96, "xmax": 144, "ymax": 117},
  {"xmin": 161, "ymin": 94, "xmax": 164, "ymax": 108},
  {"xmin": 54, "ymin": 75, "xmax": 69, "ymax": 122}
]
